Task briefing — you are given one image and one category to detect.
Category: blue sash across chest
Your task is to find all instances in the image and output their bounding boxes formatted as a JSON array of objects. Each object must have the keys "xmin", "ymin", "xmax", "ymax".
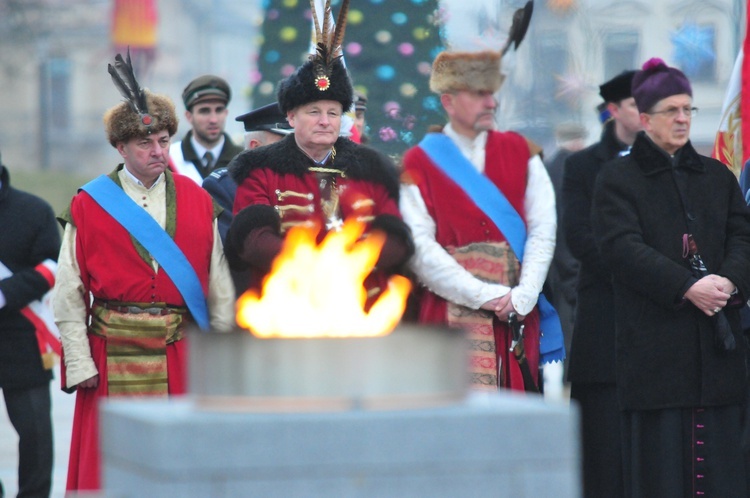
[
  {"xmin": 418, "ymin": 133, "xmax": 565, "ymax": 363},
  {"xmin": 81, "ymin": 175, "xmax": 210, "ymax": 331}
]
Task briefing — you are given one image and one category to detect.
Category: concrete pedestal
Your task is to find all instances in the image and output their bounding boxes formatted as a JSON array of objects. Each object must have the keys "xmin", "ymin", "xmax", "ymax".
[
  {"xmin": 188, "ymin": 325, "xmax": 469, "ymax": 401},
  {"xmin": 101, "ymin": 394, "xmax": 580, "ymax": 497}
]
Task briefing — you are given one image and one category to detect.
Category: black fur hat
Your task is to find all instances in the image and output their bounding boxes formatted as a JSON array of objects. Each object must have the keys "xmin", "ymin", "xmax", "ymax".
[
  {"xmin": 277, "ymin": 57, "xmax": 353, "ymax": 114},
  {"xmin": 599, "ymin": 70, "xmax": 637, "ymax": 104}
]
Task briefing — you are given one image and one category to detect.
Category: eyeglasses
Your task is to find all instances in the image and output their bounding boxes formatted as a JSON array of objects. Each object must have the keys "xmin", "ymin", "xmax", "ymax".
[{"xmin": 648, "ymin": 106, "xmax": 699, "ymax": 119}]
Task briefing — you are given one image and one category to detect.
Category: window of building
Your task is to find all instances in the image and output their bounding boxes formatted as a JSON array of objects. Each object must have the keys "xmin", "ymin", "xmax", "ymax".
[
  {"xmin": 534, "ymin": 31, "xmax": 568, "ymax": 105},
  {"xmin": 42, "ymin": 56, "xmax": 71, "ymax": 130},
  {"xmin": 604, "ymin": 31, "xmax": 639, "ymax": 80}
]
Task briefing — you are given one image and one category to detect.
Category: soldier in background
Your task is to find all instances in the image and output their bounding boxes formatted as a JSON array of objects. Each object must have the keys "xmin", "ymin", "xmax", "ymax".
[
  {"xmin": 562, "ymin": 69, "xmax": 640, "ymax": 498},
  {"xmin": 169, "ymin": 75, "xmax": 243, "ymax": 184},
  {"xmin": 203, "ymin": 101, "xmax": 292, "ymax": 296},
  {"xmin": 352, "ymin": 91, "xmax": 368, "ymax": 143},
  {"xmin": 542, "ymin": 122, "xmax": 587, "ymax": 398}
]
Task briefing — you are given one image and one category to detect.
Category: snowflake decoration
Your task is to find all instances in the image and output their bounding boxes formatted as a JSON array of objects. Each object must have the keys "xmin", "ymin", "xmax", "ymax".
[{"xmin": 671, "ymin": 22, "xmax": 715, "ymax": 78}]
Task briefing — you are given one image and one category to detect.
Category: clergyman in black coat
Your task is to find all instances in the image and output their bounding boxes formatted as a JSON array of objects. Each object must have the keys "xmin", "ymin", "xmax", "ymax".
[{"xmin": 593, "ymin": 58, "xmax": 750, "ymax": 497}]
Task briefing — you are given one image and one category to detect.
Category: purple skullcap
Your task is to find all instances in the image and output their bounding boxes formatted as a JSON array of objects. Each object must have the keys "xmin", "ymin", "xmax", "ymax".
[{"xmin": 631, "ymin": 58, "xmax": 692, "ymax": 113}]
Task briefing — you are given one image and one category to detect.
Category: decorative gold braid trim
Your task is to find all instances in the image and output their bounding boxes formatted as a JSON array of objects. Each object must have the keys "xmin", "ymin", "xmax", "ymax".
[
  {"xmin": 351, "ymin": 198, "xmax": 375, "ymax": 210},
  {"xmin": 275, "ymin": 204, "xmax": 315, "ymax": 214},
  {"xmin": 280, "ymin": 220, "xmax": 317, "ymax": 232},
  {"xmin": 308, "ymin": 167, "xmax": 346, "ymax": 177},
  {"xmin": 275, "ymin": 189, "xmax": 314, "ymax": 201}
]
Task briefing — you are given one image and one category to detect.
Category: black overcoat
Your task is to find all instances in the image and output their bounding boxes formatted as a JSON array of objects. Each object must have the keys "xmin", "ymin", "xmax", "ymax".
[
  {"xmin": 592, "ymin": 133, "xmax": 750, "ymax": 410},
  {"xmin": 0, "ymin": 165, "xmax": 61, "ymax": 389},
  {"xmin": 562, "ymin": 121, "xmax": 628, "ymax": 383}
]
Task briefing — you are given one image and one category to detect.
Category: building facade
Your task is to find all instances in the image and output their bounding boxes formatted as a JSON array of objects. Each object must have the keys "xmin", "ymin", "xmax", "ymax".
[{"xmin": 0, "ymin": 0, "xmax": 744, "ymax": 172}]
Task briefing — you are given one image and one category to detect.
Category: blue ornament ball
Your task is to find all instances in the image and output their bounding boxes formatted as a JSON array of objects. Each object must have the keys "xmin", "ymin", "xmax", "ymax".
[{"xmin": 376, "ymin": 65, "xmax": 396, "ymax": 80}]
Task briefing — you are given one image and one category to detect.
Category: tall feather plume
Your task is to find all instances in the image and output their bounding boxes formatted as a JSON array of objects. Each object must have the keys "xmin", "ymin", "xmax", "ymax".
[
  {"xmin": 501, "ymin": 1, "xmax": 533, "ymax": 56},
  {"xmin": 311, "ymin": 1, "xmax": 324, "ymax": 51},
  {"xmin": 309, "ymin": 0, "xmax": 350, "ymax": 91},
  {"xmin": 310, "ymin": 0, "xmax": 336, "ymax": 64},
  {"xmin": 330, "ymin": 0, "xmax": 350, "ymax": 58},
  {"xmin": 320, "ymin": 0, "xmax": 332, "ymax": 49},
  {"xmin": 107, "ymin": 48, "xmax": 152, "ymax": 124}
]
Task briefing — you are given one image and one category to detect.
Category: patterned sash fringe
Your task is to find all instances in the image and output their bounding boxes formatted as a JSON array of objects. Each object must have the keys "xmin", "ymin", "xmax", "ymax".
[
  {"xmin": 90, "ymin": 305, "xmax": 185, "ymax": 396},
  {"xmin": 446, "ymin": 242, "xmax": 520, "ymax": 390}
]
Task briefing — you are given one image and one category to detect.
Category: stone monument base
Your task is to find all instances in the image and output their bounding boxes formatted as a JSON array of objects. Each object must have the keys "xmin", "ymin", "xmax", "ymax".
[{"xmin": 101, "ymin": 393, "xmax": 580, "ymax": 497}]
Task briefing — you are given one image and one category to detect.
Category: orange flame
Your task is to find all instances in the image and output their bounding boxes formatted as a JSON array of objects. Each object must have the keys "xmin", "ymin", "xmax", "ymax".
[{"xmin": 236, "ymin": 219, "xmax": 412, "ymax": 338}]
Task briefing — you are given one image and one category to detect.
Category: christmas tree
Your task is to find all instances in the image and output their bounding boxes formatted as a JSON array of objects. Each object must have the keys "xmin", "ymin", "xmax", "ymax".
[{"xmin": 252, "ymin": 0, "xmax": 445, "ymax": 159}]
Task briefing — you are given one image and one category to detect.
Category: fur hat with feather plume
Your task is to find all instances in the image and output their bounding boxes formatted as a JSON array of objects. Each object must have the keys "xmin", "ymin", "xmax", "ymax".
[
  {"xmin": 103, "ymin": 49, "xmax": 178, "ymax": 147},
  {"xmin": 430, "ymin": 1, "xmax": 533, "ymax": 95},
  {"xmin": 277, "ymin": 0, "xmax": 354, "ymax": 114}
]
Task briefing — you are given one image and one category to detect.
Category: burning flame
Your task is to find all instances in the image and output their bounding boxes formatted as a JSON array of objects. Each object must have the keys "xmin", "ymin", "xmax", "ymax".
[{"xmin": 236, "ymin": 219, "xmax": 412, "ymax": 338}]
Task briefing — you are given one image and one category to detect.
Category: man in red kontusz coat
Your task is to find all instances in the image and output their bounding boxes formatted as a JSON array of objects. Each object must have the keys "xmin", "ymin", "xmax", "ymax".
[
  {"xmin": 400, "ymin": 47, "xmax": 562, "ymax": 393},
  {"xmin": 225, "ymin": 0, "xmax": 413, "ymax": 299},
  {"xmin": 52, "ymin": 52, "xmax": 234, "ymax": 492}
]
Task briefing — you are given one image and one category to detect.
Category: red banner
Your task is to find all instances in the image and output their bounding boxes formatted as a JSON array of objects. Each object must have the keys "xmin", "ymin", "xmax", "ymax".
[
  {"xmin": 111, "ymin": 0, "xmax": 158, "ymax": 50},
  {"xmin": 743, "ymin": 6, "xmax": 750, "ymax": 169},
  {"xmin": 713, "ymin": 4, "xmax": 750, "ymax": 177}
]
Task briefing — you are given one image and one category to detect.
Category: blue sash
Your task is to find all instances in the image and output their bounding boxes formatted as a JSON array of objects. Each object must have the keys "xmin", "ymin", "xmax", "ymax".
[
  {"xmin": 418, "ymin": 133, "xmax": 565, "ymax": 363},
  {"xmin": 81, "ymin": 175, "xmax": 210, "ymax": 331}
]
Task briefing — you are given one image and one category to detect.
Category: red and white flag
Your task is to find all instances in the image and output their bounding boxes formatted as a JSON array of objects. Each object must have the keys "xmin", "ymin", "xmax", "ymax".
[
  {"xmin": 712, "ymin": 5, "xmax": 750, "ymax": 177},
  {"xmin": 0, "ymin": 259, "xmax": 61, "ymax": 367}
]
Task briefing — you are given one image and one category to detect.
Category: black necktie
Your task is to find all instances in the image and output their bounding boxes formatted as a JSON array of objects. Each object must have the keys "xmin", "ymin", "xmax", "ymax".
[{"xmin": 203, "ymin": 151, "xmax": 214, "ymax": 170}]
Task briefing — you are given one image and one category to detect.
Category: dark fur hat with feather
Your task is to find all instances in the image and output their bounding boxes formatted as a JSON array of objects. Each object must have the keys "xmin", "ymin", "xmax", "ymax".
[
  {"xmin": 103, "ymin": 48, "xmax": 178, "ymax": 147},
  {"xmin": 277, "ymin": 0, "xmax": 354, "ymax": 114}
]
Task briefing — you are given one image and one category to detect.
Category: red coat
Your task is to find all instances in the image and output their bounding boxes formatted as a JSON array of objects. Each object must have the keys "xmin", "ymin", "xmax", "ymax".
[
  {"xmin": 62, "ymin": 168, "xmax": 215, "ymax": 491},
  {"xmin": 228, "ymin": 135, "xmax": 413, "ymax": 295},
  {"xmin": 70, "ymin": 170, "xmax": 214, "ymax": 304},
  {"xmin": 402, "ymin": 131, "xmax": 541, "ymax": 391},
  {"xmin": 234, "ymin": 164, "xmax": 402, "ymax": 232}
]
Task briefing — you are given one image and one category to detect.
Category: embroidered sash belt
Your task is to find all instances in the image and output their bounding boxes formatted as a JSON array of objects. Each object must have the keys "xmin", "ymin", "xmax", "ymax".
[
  {"xmin": 93, "ymin": 299, "xmax": 188, "ymax": 317},
  {"xmin": 446, "ymin": 242, "xmax": 520, "ymax": 390},
  {"xmin": 89, "ymin": 302, "xmax": 186, "ymax": 397}
]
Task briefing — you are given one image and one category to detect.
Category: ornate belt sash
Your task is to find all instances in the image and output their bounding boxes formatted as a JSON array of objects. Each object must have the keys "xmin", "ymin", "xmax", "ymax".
[
  {"xmin": 446, "ymin": 242, "xmax": 519, "ymax": 390},
  {"xmin": 90, "ymin": 304, "xmax": 185, "ymax": 397}
]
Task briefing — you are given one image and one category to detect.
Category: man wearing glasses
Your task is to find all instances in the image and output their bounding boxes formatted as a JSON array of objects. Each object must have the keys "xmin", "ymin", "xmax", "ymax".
[{"xmin": 592, "ymin": 58, "xmax": 750, "ymax": 497}]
